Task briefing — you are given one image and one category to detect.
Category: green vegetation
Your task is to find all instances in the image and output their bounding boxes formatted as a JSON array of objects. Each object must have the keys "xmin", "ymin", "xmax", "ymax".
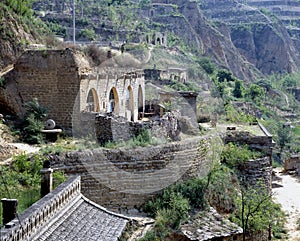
[
  {"xmin": 232, "ymin": 183, "xmax": 285, "ymax": 241},
  {"xmin": 221, "ymin": 143, "xmax": 262, "ymax": 170},
  {"xmin": 139, "ymin": 144, "xmax": 284, "ymax": 240},
  {"xmin": 0, "ymin": 153, "xmax": 66, "ymax": 226},
  {"xmin": 3, "ymin": 0, "xmax": 33, "ymax": 17},
  {"xmin": 0, "ymin": 77, "xmax": 5, "ymax": 88},
  {"xmin": 21, "ymin": 99, "xmax": 48, "ymax": 144},
  {"xmin": 197, "ymin": 57, "xmax": 216, "ymax": 75},
  {"xmin": 167, "ymin": 79, "xmax": 199, "ymax": 92},
  {"xmin": 104, "ymin": 129, "xmax": 165, "ymax": 148},
  {"xmin": 78, "ymin": 28, "xmax": 95, "ymax": 41},
  {"xmin": 225, "ymin": 105, "xmax": 256, "ymax": 123}
]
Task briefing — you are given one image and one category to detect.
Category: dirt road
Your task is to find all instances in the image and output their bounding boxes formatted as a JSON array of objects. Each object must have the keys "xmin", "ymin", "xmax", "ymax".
[{"xmin": 273, "ymin": 169, "xmax": 300, "ymax": 240}]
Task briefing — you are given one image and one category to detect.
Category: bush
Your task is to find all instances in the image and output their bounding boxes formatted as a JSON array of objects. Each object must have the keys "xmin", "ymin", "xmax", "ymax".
[
  {"xmin": 221, "ymin": 143, "xmax": 262, "ymax": 169},
  {"xmin": 85, "ymin": 44, "xmax": 109, "ymax": 66},
  {"xmin": 0, "ymin": 153, "xmax": 66, "ymax": 226},
  {"xmin": 143, "ymin": 190, "xmax": 190, "ymax": 239},
  {"xmin": 22, "ymin": 113, "xmax": 44, "ymax": 144},
  {"xmin": 22, "ymin": 99, "xmax": 48, "ymax": 144},
  {"xmin": 225, "ymin": 104, "xmax": 256, "ymax": 123},
  {"xmin": 197, "ymin": 57, "xmax": 215, "ymax": 75},
  {"xmin": 143, "ymin": 178, "xmax": 207, "ymax": 218}
]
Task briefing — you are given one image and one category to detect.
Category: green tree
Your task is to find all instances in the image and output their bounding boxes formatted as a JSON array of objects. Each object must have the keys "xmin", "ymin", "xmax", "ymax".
[
  {"xmin": 78, "ymin": 28, "xmax": 95, "ymax": 41},
  {"xmin": 233, "ymin": 79, "xmax": 245, "ymax": 98},
  {"xmin": 4, "ymin": 0, "xmax": 33, "ymax": 16},
  {"xmin": 277, "ymin": 123, "xmax": 292, "ymax": 154},
  {"xmin": 139, "ymin": 0, "xmax": 151, "ymax": 9},
  {"xmin": 232, "ymin": 184, "xmax": 284, "ymax": 241},
  {"xmin": 246, "ymin": 84, "xmax": 264, "ymax": 104},
  {"xmin": 22, "ymin": 99, "xmax": 48, "ymax": 144},
  {"xmin": 198, "ymin": 57, "xmax": 215, "ymax": 75},
  {"xmin": 217, "ymin": 69, "xmax": 234, "ymax": 82}
]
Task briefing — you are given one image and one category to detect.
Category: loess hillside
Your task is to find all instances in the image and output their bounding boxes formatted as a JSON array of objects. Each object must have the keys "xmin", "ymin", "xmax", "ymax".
[{"xmin": 30, "ymin": 0, "xmax": 300, "ymax": 81}]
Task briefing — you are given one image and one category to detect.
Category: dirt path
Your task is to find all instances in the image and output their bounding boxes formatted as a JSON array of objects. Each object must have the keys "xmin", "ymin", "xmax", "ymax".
[
  {"xmin": 0, "ymin": 142, "xmax": 40, "ymax": 165},
  {"xmin": 273, "ymin": 169, "xmax": 300, "ymax": 240}
]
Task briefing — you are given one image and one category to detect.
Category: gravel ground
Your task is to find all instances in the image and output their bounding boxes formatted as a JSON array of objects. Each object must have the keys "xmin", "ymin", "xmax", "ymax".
[{"xmin": 273, "ymin": 168, "xmax": 300, "ymax": 240}]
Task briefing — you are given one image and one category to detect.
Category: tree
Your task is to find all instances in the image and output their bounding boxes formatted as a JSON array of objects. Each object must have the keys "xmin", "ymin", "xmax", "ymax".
[
  {"xmin": 277, "ymin": 123, "xmax": 292, "ymax": 155},
  {"xmin": 4, "ymin": 0, "xmax": 34, "ymax": 16},
  {"xmin": 232, "ymin": 183, "xmax": 284, "ymax": 241},
  {"xmin": 22, "ymin": 99, "xmax": 48, "ymax": 144},
  {"xmin": 233, "ymin": 79, "xmax": 245, "ymax": 98},
  {"xmin": 246, "ymin": 84, "xmax": 264, "ymax": 104},
  {"xmin": 217, "ymin": 69, "xmax": 234, "ymax": 83},
  {"xmin": 139, "ymin": 0, "xmax": 151, "ymax": 9},
  {"xmin": 198, "ymin": 57, "xmax": 215, "ymax": 75}
]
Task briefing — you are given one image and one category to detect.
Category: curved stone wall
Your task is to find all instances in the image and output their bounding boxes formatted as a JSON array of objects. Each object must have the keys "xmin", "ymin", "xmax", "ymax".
[{"xmin": 49, "ymin": 135, "xmax": 223, "ymax": 210}]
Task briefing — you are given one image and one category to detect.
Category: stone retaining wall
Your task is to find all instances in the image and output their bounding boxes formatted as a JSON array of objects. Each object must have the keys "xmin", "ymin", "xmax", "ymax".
[
  {"xmin": 239, "ymin": 157, "xmax": 272, "ymax": 192},
  {"xmin": 49, "ymin": 135, "xmax": 222, "ymax": 210}
]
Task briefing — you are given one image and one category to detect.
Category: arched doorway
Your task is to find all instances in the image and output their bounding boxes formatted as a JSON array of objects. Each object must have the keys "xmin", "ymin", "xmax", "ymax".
[
  {"xmin": 138, "ymin": 85, "xmax": 144, "ymax": 119},
  {"xmin": 126, "ymin": 86, "xmax": 134, "ymax": 121},
  {"xmin": 109, "ymin": 87, "xmax": 119, "ymax": 114},
  {"xmin": 86, "ymin": 88, "xmax": 99, "ymax": 112}
]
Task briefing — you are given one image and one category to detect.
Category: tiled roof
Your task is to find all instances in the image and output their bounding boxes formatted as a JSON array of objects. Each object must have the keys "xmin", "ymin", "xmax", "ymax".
[
  {"xmin": 181, "ymin": 207, "xmax": 243, "ymax": 241},
  {"xmin": 32, "ymin": 195, "xmax": 129, "ymax": 241},
  {"xmin": 0, "ymin": 176, "xmax": 130, "ymax": 241}
]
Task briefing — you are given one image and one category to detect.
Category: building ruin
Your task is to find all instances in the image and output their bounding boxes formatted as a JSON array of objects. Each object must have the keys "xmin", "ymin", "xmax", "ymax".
[{"xmin": 0, "ymin": 48, "xmax": 145, "ymax": 133}]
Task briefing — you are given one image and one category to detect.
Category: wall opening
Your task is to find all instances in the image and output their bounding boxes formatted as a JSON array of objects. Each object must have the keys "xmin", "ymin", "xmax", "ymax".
[
  {"xmin": 157, "ymin": 37, "xmax": 161, "ymax": 45},
  {"xmin": 109, "ymin": 87, "xmax": 119, "ymax": 115},
  {"xmin": 138, "ymin": 85, "xmax": 144, "ymax": 119},
  {"xmin": 86, "ymin": 88, "xmax": 100, "ymax": 112},
  {"xmin": 126, "ymin": 86, "xmax": 134, "ymax": 121}
]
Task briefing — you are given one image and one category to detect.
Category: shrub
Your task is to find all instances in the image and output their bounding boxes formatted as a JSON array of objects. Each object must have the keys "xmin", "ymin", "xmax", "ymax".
[
  {"xmin": 225, "ymin": 104, "xmax": 256, "ymax": 123},
  {"xmin": 221, "ymin": 143, "xmax": 261, "ymax": 169},
  {"xmin": 85, "ymin": 44, "xmax": 108, "ymax": 66},
  {"xmin": 143, "ymin": 178, "xmax": 207, "ymax": 217},
  {"xmin": 143, "ymin": 190, "xmax": 190, "ymax": 239},
  {"xmin": 24, "ymin": 98, "xmax": 48, "ymax": 121},
  {"xmin": 22, "ymin": 113, "xmax": 44, "ymax": 144},
  {"xmin": 22, "ymin": 99, "xmax": 48, "ymax": 144},
  {"xmin": 0, "ymin": 77, "xmax": 5, "ymax": 87},
  {"xmin": 197, "ymin": 57, "xmax": 215, "ymax": 75}
]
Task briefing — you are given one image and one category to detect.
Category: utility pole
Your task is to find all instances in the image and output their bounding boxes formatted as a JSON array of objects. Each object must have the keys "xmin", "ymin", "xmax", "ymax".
[{"xmin": 73, "ymin": 0, "xmax": 75, "ymax": 44}]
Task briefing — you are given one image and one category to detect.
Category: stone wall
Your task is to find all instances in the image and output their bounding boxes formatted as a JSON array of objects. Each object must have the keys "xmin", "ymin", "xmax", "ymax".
[
  {"xmin": 284, "ymin": 155, "xmax": 300, "ymax": 174},
  {"xmin": 82, "ymin": 111, "xmax": 188, "ymax": 145},
  {"xmin": 239, "ymin": 157, "xmax": 272, "ymax": 192},
  {"xmin": 95, "ymin": 114, "xmax": 132, "ymax": 144},
  {"xmin": 49, "ymin": 135, "xmax": 222, "ymax": 211},
  {"xmin": 2, "ymin": 49, "xmax": 145, "ymax": 133},
  {"xmin": 3, "ymin": 49, "xmax": 89, "ymax": 130},
  {"xmin": 225, "ymin": 123, "xmax": 274, "ymax": 156}
]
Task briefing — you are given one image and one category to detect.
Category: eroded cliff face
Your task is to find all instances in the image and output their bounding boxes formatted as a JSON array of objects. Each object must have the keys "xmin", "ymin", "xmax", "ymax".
[
  {"xmin": 151, "ymin": 0, "xmax": 300, "ymax": 78},
  {"xmin": 151, "ymin": 0, "xmax": 261, "ymax": 81},
  {"xmin": 200, "ymin": 0, "xmax": 300, "ymax": 75}
]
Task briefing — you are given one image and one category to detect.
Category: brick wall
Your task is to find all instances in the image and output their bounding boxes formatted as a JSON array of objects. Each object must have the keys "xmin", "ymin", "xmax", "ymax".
[
  {"xmin": 49, "ymin": 135, "xmax": 221, "ymax": 210},
  {"xmin": 3, "ymin": 49, "xmax": 145, "ymax": 133},
  {"xmin": 5, "ymin": 49, "xmax": 86, "ymax": 130}
]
